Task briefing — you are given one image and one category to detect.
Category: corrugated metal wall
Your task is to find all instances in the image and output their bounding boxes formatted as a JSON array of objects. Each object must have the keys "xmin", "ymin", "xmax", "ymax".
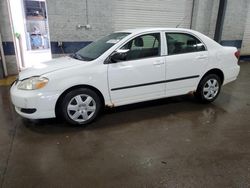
[{"xmin": 112, "ymin": 0, "xmax": 193, "ymax": 31}]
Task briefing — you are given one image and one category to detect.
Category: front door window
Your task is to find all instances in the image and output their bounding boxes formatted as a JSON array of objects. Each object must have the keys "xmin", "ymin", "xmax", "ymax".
[{"xmin": 120, "ymin": 33, "xmax": 161, "ymax": 61}]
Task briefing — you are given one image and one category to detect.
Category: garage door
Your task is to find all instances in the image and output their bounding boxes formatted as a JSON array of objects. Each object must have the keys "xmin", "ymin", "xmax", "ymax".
[
  {"xmin": 241, "ymin": 4, "xmax": 250, "ymax": 55},
  {"xmin": 112, "ymin": 0, "xmax": 193, "ymax": 31}
]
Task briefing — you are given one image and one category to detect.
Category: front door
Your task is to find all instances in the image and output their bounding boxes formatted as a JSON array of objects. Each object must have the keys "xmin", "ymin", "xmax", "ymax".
[{"xmin": 108, "ymin": 32, "xmax": 166, "ymax": 105}]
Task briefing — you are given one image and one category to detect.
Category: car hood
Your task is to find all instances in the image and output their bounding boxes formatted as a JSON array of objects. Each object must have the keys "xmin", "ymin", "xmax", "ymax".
[{"xmin": 18, "ymin": 56, "xmax": 84, "ymax": 80}]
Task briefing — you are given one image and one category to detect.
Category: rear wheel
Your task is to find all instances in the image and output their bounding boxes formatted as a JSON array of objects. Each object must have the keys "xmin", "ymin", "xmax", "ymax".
[
  {"xmin": 60, "ymin": 88, "xmax": 101, "ymax": 125},
  {"xmin": 195, "ymin": 74, "xmax": 221, "ymax": 103}
]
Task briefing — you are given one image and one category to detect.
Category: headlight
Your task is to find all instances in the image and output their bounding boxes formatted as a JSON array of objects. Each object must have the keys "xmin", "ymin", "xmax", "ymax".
[{"xmin": 17, "ymin": 77, "xmax": 49, "ymax": 90}]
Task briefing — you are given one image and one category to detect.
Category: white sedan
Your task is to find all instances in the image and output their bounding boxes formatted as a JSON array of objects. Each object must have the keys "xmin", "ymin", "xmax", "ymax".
[{"xmin": 10, "ymin": 28, "xmax": 240, "ymax": 125}]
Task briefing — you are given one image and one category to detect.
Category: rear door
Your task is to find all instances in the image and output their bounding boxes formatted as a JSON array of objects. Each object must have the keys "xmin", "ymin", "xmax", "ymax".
[
  {"xmin": 164, "ymin": 32, "xmax": 209, "ymax": 97},
  {"xmin": 108, "ymin": 32, "xmax": 166, "ymax": 105}
]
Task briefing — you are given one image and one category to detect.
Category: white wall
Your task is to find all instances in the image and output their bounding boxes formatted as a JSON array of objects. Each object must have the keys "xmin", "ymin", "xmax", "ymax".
[
  {"xmin": 112, "ymin": 0, "xmax": 193, "ymax": 30},
  {"xmin": 47, "ymin": 0, "xmax": 113, "ymax": 41},
  {"xmin": 191, "ymin": 0, "xmax": 220, "ymax": 39},
  {"xmin": 221, "ymin": 0, "xmax": 248, "ymax": 41}
]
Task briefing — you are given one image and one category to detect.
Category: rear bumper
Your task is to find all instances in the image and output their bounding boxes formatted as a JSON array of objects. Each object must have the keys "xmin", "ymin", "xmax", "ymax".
[
  {"xmin": 223, "ymin": 65, "xmax": 240, "ymax": 85},
  {"xmin": 10, "ymin": 82, "xmax": 60, "ymax": 119}
]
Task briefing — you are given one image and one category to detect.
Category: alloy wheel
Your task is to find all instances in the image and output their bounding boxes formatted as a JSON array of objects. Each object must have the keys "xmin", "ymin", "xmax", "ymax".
[{"xmin": 202, "ymin": 78, "xmax": 219, "ymax": 100}]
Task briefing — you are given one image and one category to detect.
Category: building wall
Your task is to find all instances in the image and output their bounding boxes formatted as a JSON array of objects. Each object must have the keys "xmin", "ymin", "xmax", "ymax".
[
  {"xmin": 47, "ymin": 0, "xmax": 114, "ymax": 56},
  {"xmin": 191, "ymin": 0, "xmax": 220, "ymax": 39},
  {"xmin": 0, "ymin": 0, "xmax": 18, "ymax": 75},
  {"xmin": 0, "ymin": 0, "xmax": 250, "ymax": 76},
  {"xmin": 0, "ymin": 0, "xmax": 12, "ymax": 41},
  {"xmin": 221, "ymin": 0, "xmax": 248, "ymax": 40},
  {"xmin": 190, "ymin": 0, "xmax": 249, "ymax": 49},
  {"xmin": 240, "ymin": 2, "xmax": 250, "ymax": 55},
  {"xmin": 47, "ymin": 0, "xmax": 113, "ymax": 42},
  {"xmin": 220, "ymin": 0, "xmax": 248, "ymax": 48},
  {"xmin": 112, "ymin": 0, "xmax": 193, "ymax": 30}
]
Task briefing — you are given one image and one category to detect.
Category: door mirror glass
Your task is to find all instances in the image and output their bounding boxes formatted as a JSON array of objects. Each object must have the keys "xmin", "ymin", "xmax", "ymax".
[{"xmin": 110, "ymin": 49, "xmax": 130, "ymax": 63}]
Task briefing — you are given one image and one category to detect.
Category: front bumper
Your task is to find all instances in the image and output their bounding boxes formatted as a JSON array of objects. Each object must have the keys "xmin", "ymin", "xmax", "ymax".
[{"xmin": 10, "ymin": 81, "xmax": 60, "ymax": 119}]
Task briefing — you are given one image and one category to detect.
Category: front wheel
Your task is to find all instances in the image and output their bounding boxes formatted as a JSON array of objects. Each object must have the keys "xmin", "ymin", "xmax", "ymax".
[
  {"xmin": 60, "ymin": 88, "xmax": 101, "ymax": 125},
  {"xmin": 195, "ymin": 74, "xmax": 221, "ymax": 103}
]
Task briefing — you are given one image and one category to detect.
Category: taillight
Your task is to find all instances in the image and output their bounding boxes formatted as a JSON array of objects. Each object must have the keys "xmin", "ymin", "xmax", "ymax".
[{"xmin": 235, "ymin": 50, "xmax": 240, "ymax": 59}]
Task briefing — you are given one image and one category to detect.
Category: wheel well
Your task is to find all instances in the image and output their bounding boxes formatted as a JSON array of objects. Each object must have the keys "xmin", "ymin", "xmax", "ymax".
[
  {"xmin": 201, "ymin": 69, "xmax": 224, "ymax": 84},
  {"xmin": 55, "ymin": 85, "xmax": 105, "ymax": 117}
]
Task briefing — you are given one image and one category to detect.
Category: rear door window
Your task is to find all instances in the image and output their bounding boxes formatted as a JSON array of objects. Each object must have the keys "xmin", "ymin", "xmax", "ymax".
[{"xmin": 166, "ymin": 33, "xmax": 206, "ymax": 55}]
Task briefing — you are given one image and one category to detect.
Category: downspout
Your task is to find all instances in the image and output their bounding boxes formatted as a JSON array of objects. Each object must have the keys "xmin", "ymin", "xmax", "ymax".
[
  {"xmin": 214, "ymin": 0, "xmax": 227, "ymax": 42},
  {"xmin": 190, "ymin": 0, "xmax": 195, "ymax": 29},
  {"xmin": 86, "ymin": 0, "xmax": 89, "ymax": 26},
  {"xmin": 76, "ymin": 0, "xmax": 91, "ymax": 29}
]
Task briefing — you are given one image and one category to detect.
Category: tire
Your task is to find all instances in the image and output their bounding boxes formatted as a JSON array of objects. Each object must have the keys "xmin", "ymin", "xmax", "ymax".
[
  {"xmin": 195, "ymin": 74, "xmax": 221, "ymax": 103},
  {"xmin": 60, "ymin": 88, "xmax": 102, "ymax": 125}
]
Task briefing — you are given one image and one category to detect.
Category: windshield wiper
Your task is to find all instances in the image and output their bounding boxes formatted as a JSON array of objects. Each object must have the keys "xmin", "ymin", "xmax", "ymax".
[
  {"xmin": 70, "ymin": 53, "xmax": 94, "ymax": 61},
  {"xmin": 70, "ymin": 53, "xmax": 84, "ymax": 60}
]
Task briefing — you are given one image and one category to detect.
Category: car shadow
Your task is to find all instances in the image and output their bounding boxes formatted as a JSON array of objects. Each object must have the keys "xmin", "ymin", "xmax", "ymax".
[{"xmin": 23, "ymin": 94, "xmax": 227, "ymax": 134}]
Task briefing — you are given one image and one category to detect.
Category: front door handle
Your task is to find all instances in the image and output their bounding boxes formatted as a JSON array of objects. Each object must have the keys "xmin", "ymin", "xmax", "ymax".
[
  {"xmin": 196, "ymin": 55, "xmax": 208, "ymax": 59},
  {"xmin": 153, "ymin": 61, "xmax": 164, "ymax": 66}
]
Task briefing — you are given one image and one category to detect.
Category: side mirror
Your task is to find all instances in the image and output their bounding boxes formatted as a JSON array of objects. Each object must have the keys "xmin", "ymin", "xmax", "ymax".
[{"xmin": 110, "ymin": 49, "xmax": 129, "ymax": 63}]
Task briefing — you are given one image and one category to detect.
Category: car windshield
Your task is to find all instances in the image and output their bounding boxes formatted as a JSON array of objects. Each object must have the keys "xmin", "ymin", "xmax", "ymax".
[{"xmin": 70, "ymin": 32, "xmax": 131, "ymax": 61}]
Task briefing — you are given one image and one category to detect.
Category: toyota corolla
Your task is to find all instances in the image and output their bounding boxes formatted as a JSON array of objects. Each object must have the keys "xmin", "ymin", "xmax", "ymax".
[{"xmin": 10, "ymin": 28, "xmax": 240, "ymax": 125}]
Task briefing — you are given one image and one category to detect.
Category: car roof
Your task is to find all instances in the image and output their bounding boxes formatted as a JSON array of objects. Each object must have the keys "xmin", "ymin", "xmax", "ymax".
[
  {"xmin": 115, "ymin": 27, "xmax": 222, "ymax": 49},
  {"xmin": 117, "ymin": 27, "xmax": 194, "ymax": 34}
]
